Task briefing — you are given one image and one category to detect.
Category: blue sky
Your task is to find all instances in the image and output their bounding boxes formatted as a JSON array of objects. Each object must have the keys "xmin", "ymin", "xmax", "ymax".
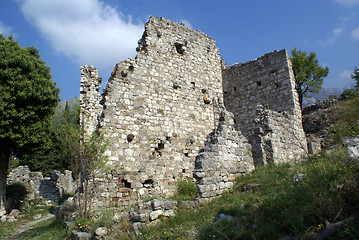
[{"xmin": 0, "ymin": 0, "xmax": 358, "ymax": 100}]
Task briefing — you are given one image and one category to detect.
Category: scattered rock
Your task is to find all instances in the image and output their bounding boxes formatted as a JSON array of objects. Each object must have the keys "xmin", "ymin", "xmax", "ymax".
[
  {"xmin": 150, "ymin": 210, "xmax": 163, "ymax": 221},
  {"xmin": 293, "ymin": 173, "xmax": 305, "ymax": 183},
  {"xmin": 71, "ymin": 230, "xmax": 92, "ymax": 240},
  {"xmin": 33, "ymin": 214, "xmax": 42, "ymax": 220},
  {"xmin": 1, "ymin": 215, "xmax": 6, "ymax": 222},
  {"xmin": 132, "ymin": 222, "xmax": 143, "ymax": 235},
  {"xmin": 343, "ymin": 135, "xmax": 359, "ymax": 161},
  {"xmin": 95, "ymin": 227, "xmax": 108, "ymax": 236},
  {"xmin": 240, "ymin": 183, "xmax": 261, "ymax": 192},
  {"xmin": 7, "ymin": 216, "xmax": 16, "ymax": 222},
  {"xmin": 163, "ymin": 209, "xmax": 175, "ymax": 217},
  {"xmin": 9, "ymin": 209, "xmax": 20, "ymax": 217},
  {"xmin": 214, "ymin": 213, "xmax": 236, "ymax": 222}
]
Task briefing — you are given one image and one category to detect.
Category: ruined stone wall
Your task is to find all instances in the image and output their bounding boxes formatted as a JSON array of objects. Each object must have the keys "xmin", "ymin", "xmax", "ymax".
[
  {"xmin": 80, "ymin": 65, "xmax": 103, "ymax": 138},
  {"xmin": 222, "ymin": 50, "xmax": 307, "ymax": 164},
  {"xmin": 7, "ymin": 166, "xmax": 76, "ymax": 203},
  {"xmin": 194, "ymin": 110, "xmax": 254, "ymax": 198},
  {"xmin": 80, "ymin": 17, "xmax": 309, "ymax": 209},
  {"xmin": 82, "ymin": 17, "xmax": 225, "ymax": 208}
]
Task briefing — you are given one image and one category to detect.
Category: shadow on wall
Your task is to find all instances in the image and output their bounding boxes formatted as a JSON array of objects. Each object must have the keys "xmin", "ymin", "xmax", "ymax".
[{"xmin": 6, "ymin": 182, "xmax": 28, "ymax": 211}]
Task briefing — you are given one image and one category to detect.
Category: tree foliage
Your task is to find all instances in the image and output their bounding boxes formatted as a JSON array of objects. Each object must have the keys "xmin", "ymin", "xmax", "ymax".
[
  {"xmin": 290, "ymin": 48, "xmax": 329, "ymax": 109},
  {"xmin": 0, "ymin": 35, "xmax": 59, "ymax": 211},
  {"xmin": 18, "ymin": 100, "xmax": 80, "ymax": 175},
  {"xmin": 352, "ymin": 65, "xmax": 359, "ymax": 91}
]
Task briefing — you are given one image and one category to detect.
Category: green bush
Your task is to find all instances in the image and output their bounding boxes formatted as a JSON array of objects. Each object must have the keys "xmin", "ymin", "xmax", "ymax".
[
  {"xmin": 171, "ymin": 179, "xmax": 197, "ymax": 201},
  {"xmin": 339, "ymin": 88, "xmax": 357, "ymax": 101}
]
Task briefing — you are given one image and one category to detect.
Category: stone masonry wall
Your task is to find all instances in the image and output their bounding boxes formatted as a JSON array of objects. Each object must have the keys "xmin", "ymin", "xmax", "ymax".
[
  {"xmin": 7, "ymin": 166, "xmax": 76, "ymax": 203},
  {"xmin": 80, "ymin": 17, "xmax": 308, "ymax": 209},
  {"xmin": 80, "ymin": 65, "xmax": 103, "ymax": 138},
  {"xmin": 81, "ymin": 17, "xmax": 225, "ymax": 209},
  {"xmin": 222, "ymin": 50, "xmax": 307, "ymax": 164},
  {"xmin": 194, "ymin": 110, "xmax": 254, "ymax": 198}
]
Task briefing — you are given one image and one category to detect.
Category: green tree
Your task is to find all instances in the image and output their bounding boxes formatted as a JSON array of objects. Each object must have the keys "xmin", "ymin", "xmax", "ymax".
[
  {"xmin": 0, "ymin": 35, "xmax": 60, "ymax": 211},
  {"xmin": 19, "ymin": 99, "xmax": 80, "ymax": 175},
  {"xmin": 352, "ymin": 65, "xmax": 359, "ymax": 91},
  {"xmin": 290, "ymin": 48, "xmax": 329, "ymax": 109}
]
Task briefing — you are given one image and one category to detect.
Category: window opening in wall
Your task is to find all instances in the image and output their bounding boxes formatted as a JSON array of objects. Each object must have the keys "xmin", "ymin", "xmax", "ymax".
[
  {"xmin": 121, "ymin": 179, "xmax": 131, "ymax": 188},
  {"xmin": 129, "ymin": 65, "xmax": 134, "ymax": 72},
  {"xmin": 191, "ymin": 82, "xmax": 196, "ymax": 89},
  {"xmin": 127, "ymin": 134, "xmax": 134, "ymax": 143},
  {"xmin": 184, "ymin": 153, "xmax": 189, "ymax": 157},
  {"xmin": 175, "ymin": 42, "xmax": 186, "ymax": 54},
  {"xmin": 233, "ymin": 87, "xmax": 237, "ymax": 91},
  {"xmin": 182, "ymin": 169, "xmax": 186, "ymax": 173}
]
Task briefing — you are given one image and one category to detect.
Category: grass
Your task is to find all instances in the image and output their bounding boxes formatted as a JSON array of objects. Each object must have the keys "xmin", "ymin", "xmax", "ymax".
[
  {"xmin": 133, "ymin": 147, "xmax": 359, "ymax": 240},
  {"xmin": 328, "ymin": 94, "xmax": 359, "ymax": 145},
  {"xmin": 17, "ymin": 218, "xmax": 67, "ymax": 240}
]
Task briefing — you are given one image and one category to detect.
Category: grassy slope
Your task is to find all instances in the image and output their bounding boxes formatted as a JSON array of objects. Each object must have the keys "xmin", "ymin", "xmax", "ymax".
[{"xmin": 124, "ymin": 95, "xmax": 359, "ymax": 240}]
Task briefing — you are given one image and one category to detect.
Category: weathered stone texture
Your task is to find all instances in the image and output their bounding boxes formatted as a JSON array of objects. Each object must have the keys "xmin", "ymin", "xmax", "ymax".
[
  {"xmin": 7, "ymin": 166, "xmax": 75, "ymax": 203},
  {"xmin": 80, "ymin": 65, "xmax": 103, "ymax": 138},
  {"xmin": 80, "ymin": 17, "xmax": 308, "ymax": 208},
  {"xmin": 82, "ymin": 17, "xmax": 224, "ymax": 207},
  {"xmin": 194, "ymin": 110, "xmax": 254, "ymax": 198},
  {"xmin": 222, "ymin": 50, "xmax": 307, "ymax": 164}
]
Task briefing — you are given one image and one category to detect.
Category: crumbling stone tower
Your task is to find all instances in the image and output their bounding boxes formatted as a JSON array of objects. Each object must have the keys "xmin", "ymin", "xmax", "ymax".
[
  {"xmin": 80, "ymin": 17, "xmax": 306, "ymax": 209},
  {"xmin": 222, "ymin": 50, "xmax": 307, "ymax": 165}
]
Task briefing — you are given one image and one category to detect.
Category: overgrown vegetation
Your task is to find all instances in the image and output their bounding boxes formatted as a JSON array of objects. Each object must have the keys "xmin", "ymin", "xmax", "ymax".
[
  {"xmin": 17, "ymin": 218, "xmax": 67, "ymax": 240},
  {"xmin": 134, "ymin": 147, "xmax": 359, "ymax": 240},
  {"xmin": 130, "ymin": 94, "xmax": 359, "ymax": 240},
  {"xmin": 169, "ymin": 179, "xmax": 197, "ymax": 201},
  {"xmin": 13, "ymin": 99, "xmax": 80, "ymax": 176},
  {"xmin": 73, "ymin": 210, "xmax": 114, "ymax": 233},
  {"xmin": 328, "ymin": 94, "xmax": 359, "ymax": 145}
]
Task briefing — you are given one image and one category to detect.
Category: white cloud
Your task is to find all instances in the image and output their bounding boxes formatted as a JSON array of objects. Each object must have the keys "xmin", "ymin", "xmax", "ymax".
[
  {"xmin": 0, "ymin": 21, "xmax": 12, "ymax": 36},
  {"xmin": 18, "ymin": 0, "xmax": 144, "ymax": 69},
  {"xmin": 339, "ymin": 70, "xmax": 352, "ymax": 81},
  {"xmin": 180, "ymin": 19, "xmax": 192, "ymax": 29},
  {"xmin": 351, "ymin": 28, "xmax": 359, "ymax": 42},
  {"xmin": 334, "ymin": 0, "xmax": 359, "ymax": 6},
  {"xmin": 319, "ymin": 27, "xmax": 344, "ymax": 47}
]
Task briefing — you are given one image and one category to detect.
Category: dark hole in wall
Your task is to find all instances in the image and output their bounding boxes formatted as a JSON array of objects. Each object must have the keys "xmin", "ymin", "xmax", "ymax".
[
  {"xmin": 257, "ymin": 81, "xmax": 262, "ymax": 86},
  {"xmin": 121, "ymin": 179, "xmax": 131, "ymax": 188},
  {"xmin": 127, "ymin": 134, "xmax": 134, "ymax": 143},
  {"xmin": 129, "ymin": 65, "xmax": 134, "ymax": 72},
  {"xmin": 191, "ymin": 82, "xmax": 196, "ymax": 88},
  {"xmin": 143, "ymin": 179, "xmax": 154, "ymax": 187},
  {"xmin": 182, "ymin": 169, "xmax": 186, "ymax": 173},
  {"xmin": 157, "ymin": 143, "xmax": 165, "ymax": 150},
  {"xmin": 184, "ymin": 153, "xmax": 189, "ymax": 157},
  {"xmin": 175, "ymin": 42, "xmax": 185, "ymax": 54},
  {"xmin": 233, "ymin": 87, "xmax": 237, "ymax": 91}
]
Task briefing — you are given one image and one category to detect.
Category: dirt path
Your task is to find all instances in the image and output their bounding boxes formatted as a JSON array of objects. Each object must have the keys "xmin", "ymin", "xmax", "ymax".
[{"xmin": 4, "ymin": 213, "xmax": 55, "ymax": 240}]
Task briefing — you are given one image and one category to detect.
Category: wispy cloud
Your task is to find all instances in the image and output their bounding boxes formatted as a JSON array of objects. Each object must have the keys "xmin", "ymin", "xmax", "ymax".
[
  {"xmin": 334, "ymin": 0, "xmax": 359, "ymax": 6},
  {"xmin": 17, "ymin": 0, "xmax": 144, "ymax": 69},
  {"xmin": 319, "ymin": 27, "xmax": 344, "ymax": 47},
  {"xmin": 351, "ymin": 27, "xmax": 359, "ymax": 42},
  {"xmin": 338, "ymin": 70, "xmax": 352, "ymax": 81},
  {"xmin": 0, "ymin": 21, "xmax": 12, "ymax": 37},
  {"xmin": 180, "ymin": 19, "xmax": 193, "ymax": 29}
]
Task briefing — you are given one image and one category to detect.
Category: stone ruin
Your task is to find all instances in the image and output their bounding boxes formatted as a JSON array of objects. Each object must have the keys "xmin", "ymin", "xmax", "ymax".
[
  {"xmin": 80, "ymin": 17, "xmax": 307, "ymax": 210},
  {"xmin": 6, "ymin": 166, "xmax": 76, "ymax": 204}
]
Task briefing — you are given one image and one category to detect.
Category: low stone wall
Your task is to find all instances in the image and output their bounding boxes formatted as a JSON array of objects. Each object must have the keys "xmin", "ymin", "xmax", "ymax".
[{"xmin": 7, "ymin": 166, "xmax": 76, "ymax": 203}]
